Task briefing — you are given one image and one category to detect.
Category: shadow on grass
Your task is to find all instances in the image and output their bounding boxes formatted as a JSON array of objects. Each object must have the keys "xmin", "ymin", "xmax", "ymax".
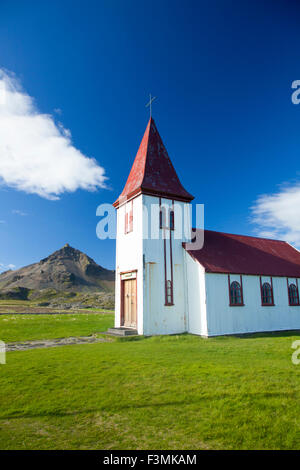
[
  {"xmin": 0, "ymin": 390, "xmax": 296, "ymax": 421},
  {"xmin": 112, "ymin": 330, "xmax": 300, "ymax": 342},
  {"xmin": 232, "ymin": 330, "xmax": 300, "ymax": 340}
]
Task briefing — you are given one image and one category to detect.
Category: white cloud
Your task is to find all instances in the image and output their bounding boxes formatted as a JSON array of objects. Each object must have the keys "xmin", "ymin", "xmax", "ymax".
[
  {"xmin": 251, "ymin": 182, "xmax": 300, "ymax": 247},
  {"xmin": 0, "ymin": 70, "xmax": 107, "ymax": 199},
  {"xmin": 0, "ymin": 263, "xmax": 15, "ymax": 273},
  {"xmin": 12, "ymin": 209, "xmax": 27, "ymax": 216}
]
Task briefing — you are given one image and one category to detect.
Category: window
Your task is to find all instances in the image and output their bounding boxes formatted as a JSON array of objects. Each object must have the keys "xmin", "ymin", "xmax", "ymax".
[
  {"xmin": 124, "ymin": 201, "xmax": 133, "ymax": 234},
  {"xmin": 230, "ymin": 281, "xmax": 242, "ymax": 305},
  {"xmin": 288, "ymin": 283, "xmax": 299, "ymax": 306},
  {"xmin": 160, "ymin": 206, "xmax": 166, "ymax": 229},
  {"xmin": 170, "ymin": 209, "xmax": 175, "ymax": 231},
  {"xmin": 129, "ymin": 208, "xmax": 133, "ymax": 232},
  {"xmin": 229, "ymin": 278, "xmax": 244, "ymax": 306},
  {"xmin": 159, "ymin": 203, "xmax": 175, "ymax": 230},
  {"xmin": 165, "ymin": 280, "xmax": 173, "ymax": 305},
  {"xmin": 261, "ymin": 281, "xmax": 274, "ymax": 306}
]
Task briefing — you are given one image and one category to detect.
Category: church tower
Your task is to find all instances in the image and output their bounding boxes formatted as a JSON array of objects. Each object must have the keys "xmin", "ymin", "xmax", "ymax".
[{"xmin": 113, "ymin": 118, "xmax": 194, "ymax": 335}]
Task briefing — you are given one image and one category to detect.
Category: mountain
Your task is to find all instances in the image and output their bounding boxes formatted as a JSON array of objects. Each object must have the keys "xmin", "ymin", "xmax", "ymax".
[{"xmin": 0, "ymin": 244, "xmax": 115, "ymax": 294}]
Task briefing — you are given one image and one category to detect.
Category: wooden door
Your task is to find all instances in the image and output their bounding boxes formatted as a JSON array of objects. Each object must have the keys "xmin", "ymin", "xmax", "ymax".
[{"xmin": 123, "ymin": 279, "xmax": 137, "ymax": 328}]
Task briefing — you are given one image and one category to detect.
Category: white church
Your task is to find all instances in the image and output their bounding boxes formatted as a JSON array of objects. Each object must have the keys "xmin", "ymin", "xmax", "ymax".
[{"xmin": 111, "ymin": 117, "xmax": 300, "ymax": 337}]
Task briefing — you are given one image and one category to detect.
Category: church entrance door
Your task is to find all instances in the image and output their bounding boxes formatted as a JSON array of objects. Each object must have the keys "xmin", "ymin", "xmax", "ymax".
[{"xmin": 122, "ymin": 277, "xmax": 137, "ymax": 328}]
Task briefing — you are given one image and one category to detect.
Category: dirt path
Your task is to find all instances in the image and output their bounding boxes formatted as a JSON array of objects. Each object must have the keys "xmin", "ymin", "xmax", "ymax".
[{"xmin": 6, "ymin": 335, "xmax": 111, "ymax": 351}]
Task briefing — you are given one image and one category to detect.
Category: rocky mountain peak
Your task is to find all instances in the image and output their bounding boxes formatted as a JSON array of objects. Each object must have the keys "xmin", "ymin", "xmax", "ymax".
[{"xmin": 0, "ymin": 244, "xmax": 114, "ymax": 293}]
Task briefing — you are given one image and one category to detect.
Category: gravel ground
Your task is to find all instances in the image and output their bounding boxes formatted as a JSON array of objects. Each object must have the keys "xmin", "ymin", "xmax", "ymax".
[{"xmin": 6, "ymin": 335, "xmax": 111, "ymax": 351}]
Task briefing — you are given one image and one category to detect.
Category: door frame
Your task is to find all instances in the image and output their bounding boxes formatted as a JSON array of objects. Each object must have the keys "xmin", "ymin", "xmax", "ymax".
[{"xmin": 120, "ymin": 270, "xmax": 137, "ymax": 329}]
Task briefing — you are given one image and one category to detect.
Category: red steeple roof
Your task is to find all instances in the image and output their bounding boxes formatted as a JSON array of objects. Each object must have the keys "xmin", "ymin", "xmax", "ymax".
[{"xmin": 113, "ymin": 117, "xmax": 194, "ymax": 207}]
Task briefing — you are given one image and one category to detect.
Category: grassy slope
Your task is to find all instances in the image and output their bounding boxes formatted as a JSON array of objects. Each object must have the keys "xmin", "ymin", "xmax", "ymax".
[
  {"xmin": 0, "ymin": 290, "xmax": 115, "ymax": 310},
  {"xmin": 0, "ymin": 312, "xmax": 114, "ymax": 342},
  {"xmin": 0, "ymin": 331, "xmax": 300, "ymax": 449}
]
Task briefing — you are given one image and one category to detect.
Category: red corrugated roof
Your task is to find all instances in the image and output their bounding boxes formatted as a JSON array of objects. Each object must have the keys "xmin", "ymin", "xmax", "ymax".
[
  {"xmin": 184, "ymin": 230, "xmax": 300, "ymax": 277},
  {"xmin": 113, "ymin": 117, "xmax": 194, "ymax": 207}
]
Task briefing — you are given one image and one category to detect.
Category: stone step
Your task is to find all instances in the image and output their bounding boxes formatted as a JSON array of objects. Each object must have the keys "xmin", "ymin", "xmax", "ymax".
[{"xmin": 107, "ymin": 327, "xmax": 138, "ymax": 337}]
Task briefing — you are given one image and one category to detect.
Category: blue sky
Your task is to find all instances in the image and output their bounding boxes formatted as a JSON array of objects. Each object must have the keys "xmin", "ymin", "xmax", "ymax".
[{"xmin": 0, "ymin": 0, "xmax": 300, "ymax": 272}]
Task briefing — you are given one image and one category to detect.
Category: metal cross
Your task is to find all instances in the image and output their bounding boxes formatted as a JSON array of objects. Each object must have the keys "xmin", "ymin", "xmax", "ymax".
[{"xmin": 145, "ymin": 93, "xmax": 157, "ymax": 117}]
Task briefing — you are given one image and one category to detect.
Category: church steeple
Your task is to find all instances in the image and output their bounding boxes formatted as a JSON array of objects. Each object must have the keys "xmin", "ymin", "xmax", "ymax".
[{"xmin": 113, "ymin": 118, "xmax": 194, "ymax": 207}]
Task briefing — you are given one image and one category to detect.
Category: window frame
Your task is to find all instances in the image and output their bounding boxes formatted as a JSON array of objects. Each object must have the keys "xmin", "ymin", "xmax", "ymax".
[
  {"xmin": 260, "ymin": 277, "xmax": 275, "ymax": 306},
  {"xmin": 169, "ymin": 209, "xmax": 175, "ymax": 231},
  {"xmin": 228, "ymin": 274, "xmax": 244, "ymax": 307},
  {"xmin": 159, "ymin": 199, "xmax": 175, "ymax": 231},
  {"xmin": 159, "ymin": 206, "xmax": 167, "ymax": 229},
  {"xmin": 124, "ymin": 200, "xmax": 133, "ymax": 234},
  {"xmin": 287, "ymin": 279, "xmax": 300, "ymax": 306},
  {"xmin": 165, "ymin": 279, "xmax": 174, "ymax": 306}
]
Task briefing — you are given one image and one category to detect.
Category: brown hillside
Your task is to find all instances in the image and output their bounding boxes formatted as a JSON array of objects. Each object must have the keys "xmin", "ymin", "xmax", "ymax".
[{"xmin": 0, "ymin": 244, "xmax": 115, "ymax": 293}]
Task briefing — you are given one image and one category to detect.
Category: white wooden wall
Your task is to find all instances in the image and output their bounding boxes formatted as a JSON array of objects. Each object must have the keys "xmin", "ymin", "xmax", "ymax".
[
  {"xmin": 115, "ymin": 195, "xmax": 144, "ymax": 334},
  {"xmin": 205, "ymin": 273, "xmax": 300, "ymax": 336},
  {"xmin": 184, "ymin": 251, "xmax": 208, "ymax": 336},
  {"xmin": 142, "ymin": 195, "xmax": 191, "ymax": 336},
  {"xmin": 116, "ymin": 197, "xmax": 300, "ymax": 337}
]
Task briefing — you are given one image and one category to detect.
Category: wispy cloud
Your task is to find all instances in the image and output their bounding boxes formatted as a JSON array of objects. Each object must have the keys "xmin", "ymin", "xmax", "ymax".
[
  {"xmin": 251, "ymin": 181, "xmax": 300, "ymax": 247},
  {"xmin": 12, "ymin": 209, "xmax": 28, "ymax": 216},
  {"xmin": 0, "ymin": 262, "xmax": 16, "ymax": 273},
  {"xmin": 0, "ymin": 69, "xmax": 107, "ymax": 200}
]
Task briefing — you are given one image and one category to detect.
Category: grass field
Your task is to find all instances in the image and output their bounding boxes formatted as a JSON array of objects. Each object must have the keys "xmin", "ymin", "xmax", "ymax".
[
  {"xmin": 0, "ymin": 313, "xmax": 299, "ymax": 450},
  {"xmin": 0, "ymin": 312, "xmax": 114, "ymax": 342}
]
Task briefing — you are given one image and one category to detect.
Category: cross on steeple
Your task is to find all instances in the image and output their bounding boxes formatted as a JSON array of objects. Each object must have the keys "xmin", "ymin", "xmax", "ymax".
[{"xmin": 145, "ymin": 93, "xmax": 157, "ymax": 118}]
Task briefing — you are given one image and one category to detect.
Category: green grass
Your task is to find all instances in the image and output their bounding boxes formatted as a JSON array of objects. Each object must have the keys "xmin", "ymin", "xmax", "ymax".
[
  {"xmin": 0, "ymin": 327, "xmax": 299, "ymax": 449},
  {"xmin": 0, "ymin": 312, "xmax": 114, "ymax": 342}
]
